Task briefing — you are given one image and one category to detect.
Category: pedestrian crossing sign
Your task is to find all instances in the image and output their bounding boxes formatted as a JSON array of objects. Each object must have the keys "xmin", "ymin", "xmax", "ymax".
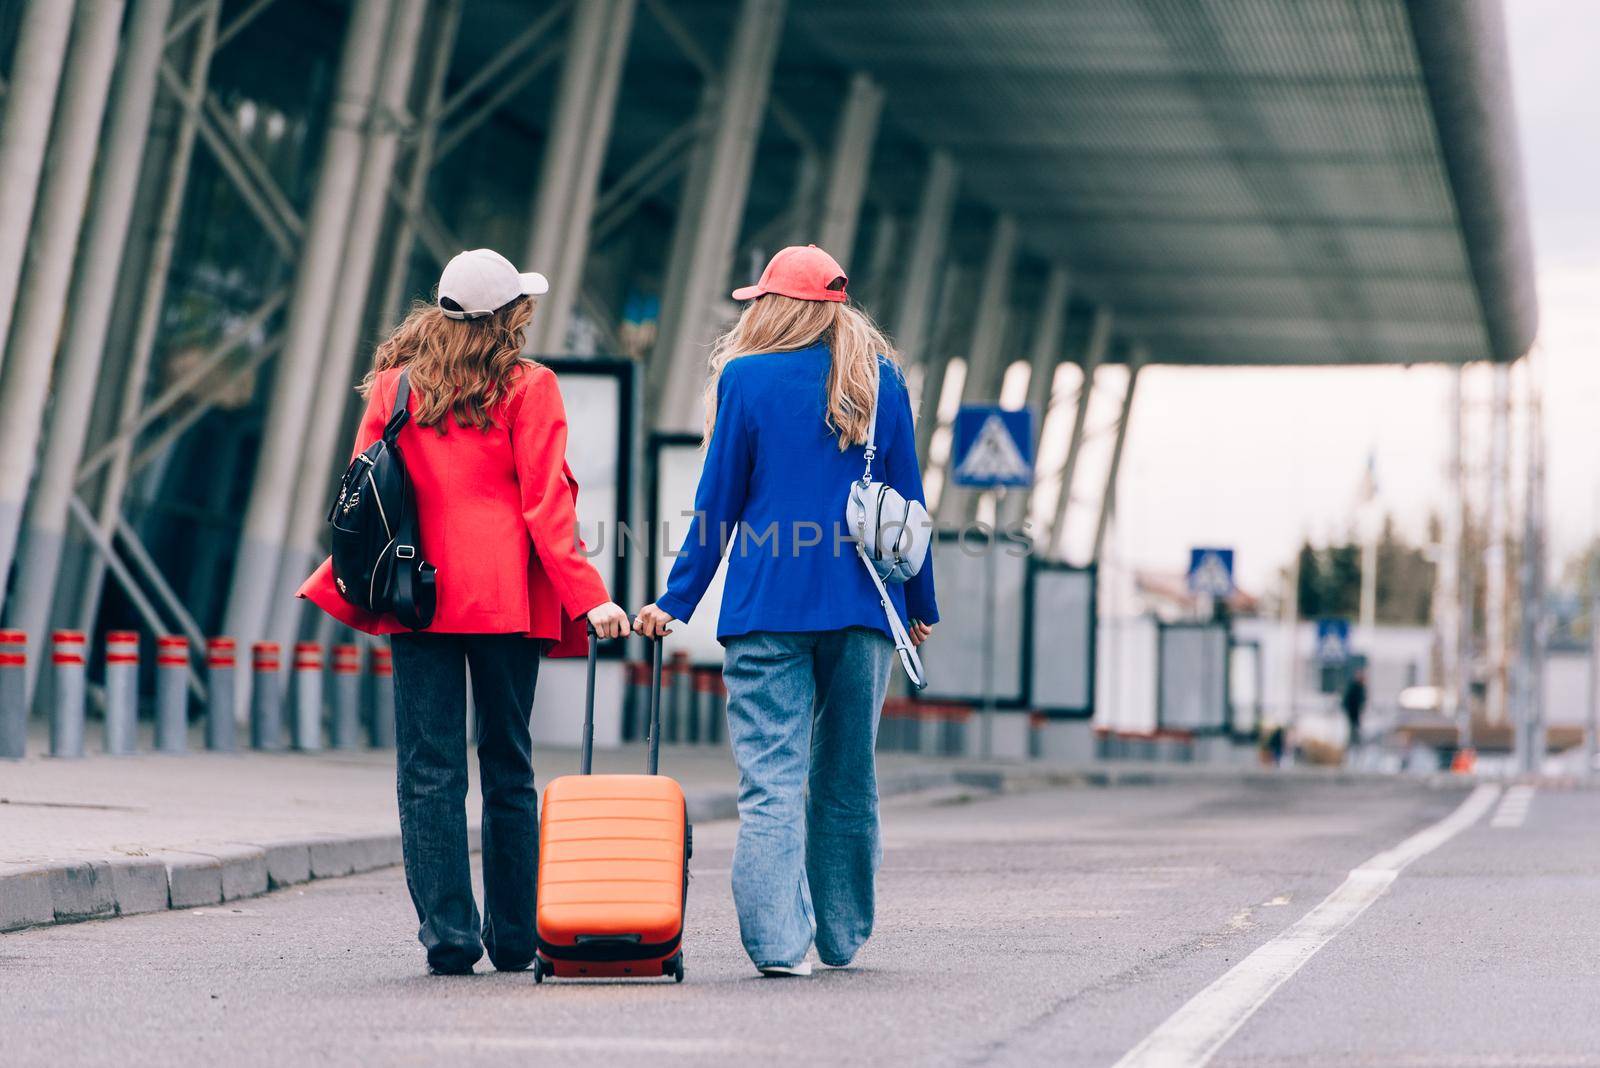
[
  {"xmin": 951, "ymin": 406, "xmax": 1033, "ymax": 488},
  {"xmin": 1187, "ymin": 548, "xmax": 1235, "ymax": 597},
  {"xmin": 1316, "ymin": 619, "xmax": 1351, "ymax": 665}
]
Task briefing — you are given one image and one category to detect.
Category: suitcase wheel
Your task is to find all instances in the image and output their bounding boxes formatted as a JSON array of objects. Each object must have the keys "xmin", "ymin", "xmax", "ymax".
[
  {"xmin": 532, "ymin": 957, "xmax": 546, "ymax": 984},
  {"xmin": 686, "ymin": 825, "xmax": 693, "ymax": 860},
  {"xmin": 667, "ymin": 953, "xmax": 685, "ymax": 983}
]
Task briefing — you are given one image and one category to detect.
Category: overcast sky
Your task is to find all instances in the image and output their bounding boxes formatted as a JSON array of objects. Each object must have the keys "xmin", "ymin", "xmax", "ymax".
[{"xmin": 1101, "ymin": 0, "xmax": 1600, "ymax": 594}]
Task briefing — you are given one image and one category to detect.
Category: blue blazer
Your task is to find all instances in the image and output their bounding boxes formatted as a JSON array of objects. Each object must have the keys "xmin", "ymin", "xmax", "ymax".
[{"xmin": 657, "ymin": 343, "xmax": 939, "ymax": 642}]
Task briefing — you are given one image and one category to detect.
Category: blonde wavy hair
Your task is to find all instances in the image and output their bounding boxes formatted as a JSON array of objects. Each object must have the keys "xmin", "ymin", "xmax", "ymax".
[
  {"xmin": 361, "ymin": 297, "xmax": 536, "ymax": 431},
  {"xmin": 704, "ymin": 295, "xmax": 899, "ymax": 449}
]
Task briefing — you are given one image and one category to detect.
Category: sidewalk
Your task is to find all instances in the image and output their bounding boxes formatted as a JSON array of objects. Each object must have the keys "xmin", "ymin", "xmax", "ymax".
[{"xmin": 0, "ymin": 730, "xmax": 965, "ymax": 934}]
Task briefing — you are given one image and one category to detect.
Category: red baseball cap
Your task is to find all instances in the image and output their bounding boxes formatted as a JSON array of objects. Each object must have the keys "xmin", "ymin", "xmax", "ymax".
[{"xmin": 731, "ymin": 245, "xmax": 848, "ymax": 303}]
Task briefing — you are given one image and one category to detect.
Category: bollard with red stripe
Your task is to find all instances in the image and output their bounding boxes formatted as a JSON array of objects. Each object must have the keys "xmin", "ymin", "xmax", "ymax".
[
  {"xmin": 291, "ymin": 641, "xmax": 324, "ymax": 751},
  {"xmin": 944, "ymin": 703, "xmax": 974, "ymax": 757},
  {"xmin": 879, "ymin": 696, "xmax": 910, "ymax": 753},
  {"xmin": 691, "ymin": 667, "xmax": 718, "ymax": 745},
  {"xmin": 1, "ymin": 629, "xmax": 26, "ymax": 759},
  {"xmin": 369, "ymin": 645, "xmax": 394, "ymax": 748},
  {"xmin": 918, "ymin": 702, "xmax": 945, "ymax": 757},
  {"xmin": 50, "ymin": 630, "xmax": 88, "ymax": 757},
  {"xmin": 251, "ymin": 642, "xmax": 284, "ymax": 750},
  {"xmin": 709, "ymin": 672, "xmax": 728, "ymax": 747},
  {"xmin": 205, "ymin": 638, "xmax": 237, "ymax": 751},
  {"xmin": 103, "ymin": 630, "xmax": 140, "ymax": 755},
  {"xmin": 329, "ymin": 643, "xmax": 362, "ymax": 750},
  {"xmin": 154, "ymin": 635, "xmax": 189, "ymax": 752},
  {"xmin": 666, "ymin": 651, "xmax": 691, "ymax": 744},
  {"xmin": 623, "ymin": 658, "xmax": 650, "ymax": 742}
]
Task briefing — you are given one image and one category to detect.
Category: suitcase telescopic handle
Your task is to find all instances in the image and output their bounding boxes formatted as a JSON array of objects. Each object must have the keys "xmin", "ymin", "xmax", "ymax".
[
  {"xmin": 580, "ymin": 625, "xmax": 664, "ymax": 776},
  {"xmin": 581, "ymin": 623, "xmax": 598, "ymax": 774},
  {"xmin": 645, "ymin": 636, "xmax": 663, "ymax": 776}
]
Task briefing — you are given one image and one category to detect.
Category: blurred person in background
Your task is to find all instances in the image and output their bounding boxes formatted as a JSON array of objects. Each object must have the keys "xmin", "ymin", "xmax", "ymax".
[{"xmin": 1343, "ymin": 668, "xmax": 1368, "ymax": 761}]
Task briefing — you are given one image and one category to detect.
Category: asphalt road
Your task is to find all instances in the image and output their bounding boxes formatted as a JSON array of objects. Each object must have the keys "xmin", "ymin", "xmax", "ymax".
[{"xmin": 4, "ymin": 776, "xmax": 1597, "ymax": 1067}]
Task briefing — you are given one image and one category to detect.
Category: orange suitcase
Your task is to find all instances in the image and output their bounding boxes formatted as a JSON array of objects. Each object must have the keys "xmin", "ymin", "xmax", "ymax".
[{"xmin": 533, "ymin": 634, "xmax": 689, "ymax": 982}]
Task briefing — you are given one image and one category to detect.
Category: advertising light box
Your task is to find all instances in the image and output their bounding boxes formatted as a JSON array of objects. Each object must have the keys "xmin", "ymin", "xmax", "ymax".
[{"xmin": 651, "ymin": 436, "xmax": 729, "ymax": 665}]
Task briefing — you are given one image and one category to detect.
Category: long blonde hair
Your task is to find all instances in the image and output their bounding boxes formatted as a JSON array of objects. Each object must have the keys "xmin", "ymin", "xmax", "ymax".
[
  {"xmin": 704, "ymin": 295, "xmax": 899, "ymax": 449},
  {"xmin": 361, "ymin": 298, "xmax": 536, "ymax": 431}
]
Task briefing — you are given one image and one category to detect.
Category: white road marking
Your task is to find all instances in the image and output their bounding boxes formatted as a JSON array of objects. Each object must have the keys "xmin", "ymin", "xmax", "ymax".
[
  {"xmin": 1111, "ymin": 784, "xmax": 1501, "ymax": 1068},
  {"xmin": 1490, "ymin": 784, "xmax": 1535, "ymax": 828}
]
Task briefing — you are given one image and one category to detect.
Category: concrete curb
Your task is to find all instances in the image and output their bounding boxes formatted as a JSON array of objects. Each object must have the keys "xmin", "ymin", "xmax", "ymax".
[
  {"xmin": 0, "ymin": 827, "xmax": 423, "ymax": 934},
  {"xmin": 1, "ymin": 760, "xmax": 1488, "ymax": 936}
]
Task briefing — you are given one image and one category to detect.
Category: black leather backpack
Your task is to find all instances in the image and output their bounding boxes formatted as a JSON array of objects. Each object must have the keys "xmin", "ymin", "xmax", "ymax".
[{"xmin": 327, "ymin": 369, "xmax": 436, "ymax": 629}]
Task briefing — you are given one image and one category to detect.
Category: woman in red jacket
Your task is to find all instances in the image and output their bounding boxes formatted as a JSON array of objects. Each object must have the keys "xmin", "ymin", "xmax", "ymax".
[{"xmin": 299, "ymin": 248, "xmax": 630, "ymax": 976}]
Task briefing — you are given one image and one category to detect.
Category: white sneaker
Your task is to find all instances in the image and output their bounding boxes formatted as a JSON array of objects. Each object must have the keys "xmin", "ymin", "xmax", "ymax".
[{"xmin": 757, "ymin": 961, "xmax": 813, "ymax": 977}]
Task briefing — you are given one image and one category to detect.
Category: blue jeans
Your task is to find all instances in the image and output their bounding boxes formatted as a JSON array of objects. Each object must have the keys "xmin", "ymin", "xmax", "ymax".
[
  {"xmin": 722, "ymin": 627, "xmax": 894, "ymax": 968},
  {"xmin": 390, "ymin": 633, "xmax": 544, "ymax": 972}
]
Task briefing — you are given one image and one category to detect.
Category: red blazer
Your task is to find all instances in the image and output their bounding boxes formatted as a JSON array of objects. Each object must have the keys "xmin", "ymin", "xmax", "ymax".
[{"xmin": 298, "ymin": 362, "xmax": 610, "ymax": 656}]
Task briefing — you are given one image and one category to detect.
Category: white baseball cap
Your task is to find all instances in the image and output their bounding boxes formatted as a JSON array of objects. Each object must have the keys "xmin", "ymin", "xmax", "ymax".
[{"xmin": 436, "ymin": 248, "xmax": 549, "ymax": 320}]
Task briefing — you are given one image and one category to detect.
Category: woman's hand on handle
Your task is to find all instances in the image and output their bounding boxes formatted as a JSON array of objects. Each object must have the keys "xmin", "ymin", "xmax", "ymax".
[
  {"xmin": 909, "ymin": 620, "xmax": 933, "ymax": 647},
  {"xmin": 633, "ymin": 603, "xmax": 675, "ymax": 639},
  {"xmin": 587, "ymin": 601, "xmax": 632, "ymax": 639}
]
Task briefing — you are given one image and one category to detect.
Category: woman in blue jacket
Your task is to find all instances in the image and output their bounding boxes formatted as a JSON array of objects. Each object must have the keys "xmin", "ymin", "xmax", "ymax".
[{"xmin": 634, "ymin": 245, "xmax": 938, "ymax": 976}]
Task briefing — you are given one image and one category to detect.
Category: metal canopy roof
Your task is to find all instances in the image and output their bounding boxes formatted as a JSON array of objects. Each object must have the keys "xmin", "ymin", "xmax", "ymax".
[{"xmin": 798, "ymin": 0, "xmax": 1537, "ymax": 365}]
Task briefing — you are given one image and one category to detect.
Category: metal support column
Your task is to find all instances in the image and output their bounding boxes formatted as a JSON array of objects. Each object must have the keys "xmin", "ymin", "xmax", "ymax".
[
  {"xmin": 816, "ymin": 72, "xmax": 883, "ymax": 262},
  {"xmin": 914, "ymin": 261, "xmax": 966, "ymax": 464},
  {"xmin": 1049, "ymin": 305, "xmax": 1112, "ymax": 562},
  {"xmin": 523, "ymin": 0, "xmax": 637, "ymax": 356},
  {"xmin": 267, "ymin": 0, "xmax": 429, "ymax": 653},
  {"xmin": 545, "ymin": 0, "xmax": 636, "ymax": 356},
  {"xmin": 859, "ymin": 209, "xmax": 899, "ymax": 321},
  {"xmin": 644, "ymin": 83, "xmax": 715, "ymax": 417},
  {"xmin": 893, "ymin": 151, "xmax": 956, "ymax": 372},
  {"xmin": 956, "ymin": 214, "xmax": 1017, "ymax": 405},
  {"xmin": 592, "ymin": 122, "xmax": 696, "ymax": 245},
  {"xmin": 1515, "ymin": 368, "xmax": 1546, "ymax": 773},
  {"xmin": 221, "ymin": 0, "xmax": 394, "ymax": 661},
  {"xmin": 377, "ymin": 0, "xmax": 461, "ymax": 324},
  {"xmin": 651, "ymin": 0, "xmax": 787, "ymax": 433},
  {"xmin": 1485, "ymin": 361, "xmax": 1510, "ymax": 724},
  {"xmin": 50, "ymin": 3, "xmax": 183, "ymax": 634},
  {"xmin": 7, "ymin": 0, "xmax": 177, "ymax": 674},
  {"xmin": 1590, "ymin": 545, "xmax": 1600, "ymax": 774},
  {"xmin": 784, "ymin": 148, "xmax": 821, "ymax": 247},
  {"xmin": 1532, "ymin": 377, "xmax": 1548, "ymax": 771},
  {"xmin": 1005, "ymin": 264, "xmax": 1070, "ymax": 529},
  {"xmin": 1280, "ymin": 535, "xmax": 1303, "ymax": 732},
  {"xmin": 76, "ymin": 1, "xmax": 219, "ymax": 637},
  {"xmin": 0, "ymin": 0, "xmax": 126, "ymax": 591},
  {"xmin": 1092, "ymin": 351, "xmax": 1143, "ymax": 566},
  {"xmin": 936, "ymin": 214, "xmax": 1017, "ymax": 526},
  {"xmin": 0, "ymin": 0, "xmax": 76, "ymax": 378},
  {"xmin": 1439, "ymin": 366, "xmax": 1468, "ymax": 748}
]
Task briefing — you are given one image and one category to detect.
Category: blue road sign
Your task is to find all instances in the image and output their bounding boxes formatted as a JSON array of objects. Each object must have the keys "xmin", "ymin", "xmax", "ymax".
[
  {"xmin": 1187, "ymin": 548, "xmax": 1235, "ymax": 597},
  {"xmin": 1316, "ymin": 619, "xmax": 1351, "ymax": 664},
  {"xmin": 951, "ymin": 406, "xmax": 1033, "ymax": 488}
]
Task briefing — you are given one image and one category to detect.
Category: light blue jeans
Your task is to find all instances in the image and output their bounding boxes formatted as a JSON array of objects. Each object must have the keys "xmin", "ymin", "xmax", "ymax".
[{"xmin": 721, "ymin": 627, "xmax": 894, "ymax": 969}]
